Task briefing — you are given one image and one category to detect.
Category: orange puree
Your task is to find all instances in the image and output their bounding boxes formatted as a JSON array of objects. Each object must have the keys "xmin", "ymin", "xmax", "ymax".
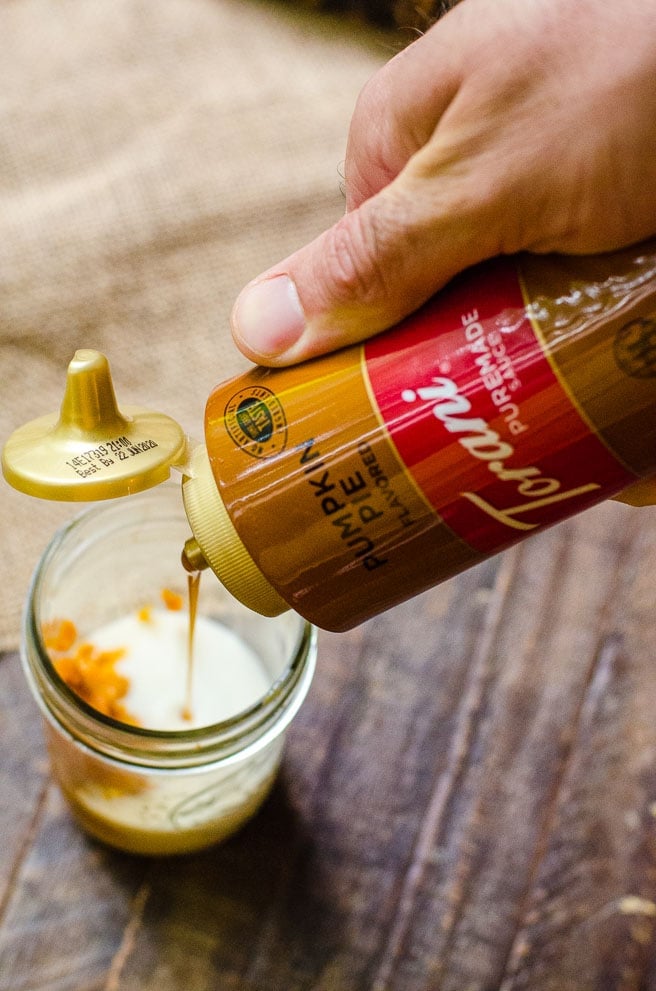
[
  {"xmin": 137, "ymin": 604, "xmax": 152, "ymax": 623},
  {"xmin": 161, "ymin": 587, "xmax": 183, "ymax": 611},
  {"xmin": 43, "ymin": 588, "xmax": 188, "ymax": 725},
  {"xmin": 43, "ymin": 619, "xmax": 134, "ymax": 723}
]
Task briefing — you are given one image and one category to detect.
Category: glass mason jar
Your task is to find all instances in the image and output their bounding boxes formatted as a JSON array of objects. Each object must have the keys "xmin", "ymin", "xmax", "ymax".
[{"xmin": 21, "ymin": 484, "xmax": 317, "ymax": 856}]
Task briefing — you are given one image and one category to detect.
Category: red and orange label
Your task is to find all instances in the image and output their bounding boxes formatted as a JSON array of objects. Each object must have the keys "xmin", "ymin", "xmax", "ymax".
[
  {"xmin": 206, "ymin": 244, "xmax": 656, "ymax": 629},
  {"xmin": 365, "ymin": 258, "xmax": 636, "ymax": 554}
]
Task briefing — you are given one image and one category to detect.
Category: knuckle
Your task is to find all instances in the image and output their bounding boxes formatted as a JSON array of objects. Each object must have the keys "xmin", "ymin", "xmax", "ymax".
[
  {"xmin": 346, "ymin": 73, "xmax": 402, "ymax": 204},
  {"xmin": 321, "ymin": 209, "xmax": 391, "ymax": 306},
  {"xmin": 352, "ymin": 70, "xmax": 392, "ymax": 132}
]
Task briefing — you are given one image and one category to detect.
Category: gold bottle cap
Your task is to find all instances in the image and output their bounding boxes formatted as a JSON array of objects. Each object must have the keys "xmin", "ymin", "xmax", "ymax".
[
  {"xmin": 181, "ymin": 444, "xmax": 288, "ymax": 617},
  {"xmin": 2, "ymin": 349, "xmax": 188, "ymax": 501}
]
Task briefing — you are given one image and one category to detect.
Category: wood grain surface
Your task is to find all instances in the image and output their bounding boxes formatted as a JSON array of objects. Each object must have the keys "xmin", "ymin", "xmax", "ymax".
[{"xmin": 2, "ymin": 499, "xmax": 656, "ymax": 990}]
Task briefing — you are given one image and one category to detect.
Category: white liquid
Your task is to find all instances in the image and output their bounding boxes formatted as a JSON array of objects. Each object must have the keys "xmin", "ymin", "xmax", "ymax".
[
  {"xmin": 49, "ymin": 608, "xmax": 287, "ymax": 853},
  {"xmin": 90, "ymin": 610, "xmax": 270, "ymax": 730}
]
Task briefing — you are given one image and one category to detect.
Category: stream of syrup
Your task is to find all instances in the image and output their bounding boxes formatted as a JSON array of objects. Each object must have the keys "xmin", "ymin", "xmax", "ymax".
[{"xmin": 181, "ymin": 571, "xmax": 201, "ymax": 721}]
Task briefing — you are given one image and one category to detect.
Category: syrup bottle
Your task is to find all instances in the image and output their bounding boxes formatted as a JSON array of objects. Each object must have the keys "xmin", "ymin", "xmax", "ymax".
[{"xmin": 4, "ymin": 242, "xmax": 656, "ymax": 631}]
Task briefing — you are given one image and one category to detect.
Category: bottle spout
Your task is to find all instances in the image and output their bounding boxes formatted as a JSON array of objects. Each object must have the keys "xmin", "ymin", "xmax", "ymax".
[
  {"xmin": 181, "ymin": 537, "xmax": 210, "ymax": 573},
  {"xmin": 56, "ymin": 349, "xmax": 128, "ymax": 437}
]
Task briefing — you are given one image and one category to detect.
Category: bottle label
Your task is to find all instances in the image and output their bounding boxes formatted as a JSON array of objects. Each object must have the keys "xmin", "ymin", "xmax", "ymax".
[
  {"xmin": 207, "ymin": 247, "xmax": 656, "ymax": 629},
  {"xmin": 364, "ymin": 258, "xmax": 636, "ymax": 554}
]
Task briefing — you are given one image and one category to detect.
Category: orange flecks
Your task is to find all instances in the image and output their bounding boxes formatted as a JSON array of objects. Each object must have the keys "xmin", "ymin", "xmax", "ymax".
[
  {"xmin": 161, "ymin": 587, "xmax": 183, "ymax": 611},
  {"xmin": 43, "ymin": 585, "xmax": 190, "ymax": 726},
  {"xmin": 43, "ymin": 619, "xmax": 137, "ymax": 725},
  {"xmin": 42, "ymin": 618, "xmax": 77, "ymax": 653}
]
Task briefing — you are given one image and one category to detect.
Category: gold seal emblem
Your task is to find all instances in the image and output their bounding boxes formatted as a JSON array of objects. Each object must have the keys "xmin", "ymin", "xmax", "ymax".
[{"xmin": 223, "ymin": 386, "xmax": 288, "ymax": 458}]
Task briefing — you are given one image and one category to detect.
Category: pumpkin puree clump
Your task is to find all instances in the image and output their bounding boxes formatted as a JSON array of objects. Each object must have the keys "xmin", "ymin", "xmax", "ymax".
[
  {"xmin": 43, "ymin": 619, "xmax": 135, "ymax": 724},
  {"xmin": 161, "ymin": 587, "xmax": 183, "ymax": 611},
  {"xmin": 42, "ymin": 589, "xmax": 186, "ymax": 725}
]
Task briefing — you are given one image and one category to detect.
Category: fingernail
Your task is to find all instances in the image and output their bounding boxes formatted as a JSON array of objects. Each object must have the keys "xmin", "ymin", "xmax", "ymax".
[{"xmin": 232, "ymin": 275, "xmax": 306, "ymax": 358}]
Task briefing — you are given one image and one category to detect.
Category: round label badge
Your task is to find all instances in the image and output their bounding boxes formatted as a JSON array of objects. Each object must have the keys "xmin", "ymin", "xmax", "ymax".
[{"xmin": 223, "ymin": 386, "xmax": 287, "ymax": 458}]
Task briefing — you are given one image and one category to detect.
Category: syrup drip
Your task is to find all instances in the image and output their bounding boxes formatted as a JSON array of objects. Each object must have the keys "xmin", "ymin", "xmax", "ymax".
[{"xmin": 181, "ymin": 571, "xmax": 201, "ymax": 721}]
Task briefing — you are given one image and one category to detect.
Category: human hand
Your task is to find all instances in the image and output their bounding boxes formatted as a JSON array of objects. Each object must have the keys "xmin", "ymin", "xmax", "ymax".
[{"xmin": 230, "ymin": 0, "xmax": 656, "ymax": 368}]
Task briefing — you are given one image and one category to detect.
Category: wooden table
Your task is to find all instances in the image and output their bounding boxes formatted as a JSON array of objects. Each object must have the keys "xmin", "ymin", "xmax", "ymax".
[{"xmin": 2, "ymin": 498, "xmax": 656, "ymax": 990}]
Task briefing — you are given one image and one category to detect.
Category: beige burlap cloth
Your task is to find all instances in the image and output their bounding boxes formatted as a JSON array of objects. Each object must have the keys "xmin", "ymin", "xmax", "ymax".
[{"xmin": 0, "ymin": 0, "xmax": 389, "ymax": 650}]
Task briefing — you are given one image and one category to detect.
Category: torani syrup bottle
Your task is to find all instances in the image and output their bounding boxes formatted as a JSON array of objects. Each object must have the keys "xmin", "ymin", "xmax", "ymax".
[{"xmin": 5, "ymin": 242, "xmax": 656, "ymax": 632}]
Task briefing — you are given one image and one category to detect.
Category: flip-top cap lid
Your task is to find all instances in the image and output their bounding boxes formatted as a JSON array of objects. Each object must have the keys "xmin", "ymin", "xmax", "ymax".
[{"xmin": 2, "ymin": 349, "xmax": 188, "ymax": 501}]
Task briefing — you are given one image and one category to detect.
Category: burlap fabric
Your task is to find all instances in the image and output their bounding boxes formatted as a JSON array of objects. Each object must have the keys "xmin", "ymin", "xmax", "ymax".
[{"xmin": 0, "ymin": 0, "xmax": 390, "ymax": 650}]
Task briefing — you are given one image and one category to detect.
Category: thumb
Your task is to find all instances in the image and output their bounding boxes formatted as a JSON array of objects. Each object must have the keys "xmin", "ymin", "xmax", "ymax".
[{"xmin": 230, "ymin": 165, "xmax": 495, "ymax": 367}]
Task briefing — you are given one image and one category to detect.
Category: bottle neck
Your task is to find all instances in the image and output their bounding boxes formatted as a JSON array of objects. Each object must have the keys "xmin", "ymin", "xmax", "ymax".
[{"xmin": 181, "ymin": 444, "xmax": 288, "ymax": 618}]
